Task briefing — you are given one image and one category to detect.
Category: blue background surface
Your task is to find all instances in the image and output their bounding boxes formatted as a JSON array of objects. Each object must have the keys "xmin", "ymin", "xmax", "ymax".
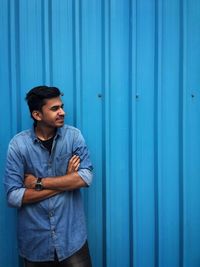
[{"xmin": 0, "ymin": 1, "xmax": 200, "ymax": 267}]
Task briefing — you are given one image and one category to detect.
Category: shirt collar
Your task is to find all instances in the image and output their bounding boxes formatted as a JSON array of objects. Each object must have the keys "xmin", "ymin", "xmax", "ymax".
[{"xmin": 31, "ymin": 125, "xmax": 63, "ymax": 143}]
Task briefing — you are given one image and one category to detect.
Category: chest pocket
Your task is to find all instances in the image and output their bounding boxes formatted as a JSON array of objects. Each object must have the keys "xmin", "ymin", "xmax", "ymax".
[
  {"xmin": 55, "ymin": 153, "xmax": 72, "ymax": 176},
  {"xmin": 25, "ymin": 160, "xmax": 49, "ymax": 178}
]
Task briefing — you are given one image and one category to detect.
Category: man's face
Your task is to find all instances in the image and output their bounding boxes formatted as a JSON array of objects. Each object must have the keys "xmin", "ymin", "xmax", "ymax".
[{"xmin": 38, "ymin": 97, "xmax": 65, "ymax": 128}]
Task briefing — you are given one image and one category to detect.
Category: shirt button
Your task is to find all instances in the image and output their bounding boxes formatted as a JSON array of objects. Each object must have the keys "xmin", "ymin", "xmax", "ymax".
[
  {"xmin": 51, "ymin": 230, "xmax": 55, "ymax": 236},
  {"xmin": 49, "ymin": 212, "xmax": 54, "ymax": 217}
]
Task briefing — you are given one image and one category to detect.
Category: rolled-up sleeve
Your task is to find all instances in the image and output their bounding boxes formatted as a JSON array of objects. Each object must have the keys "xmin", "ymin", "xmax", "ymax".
[
  {"xmin": 4, "ymin": 140, "xmax": 25, "ymax": 208},
  {"xmin": 78, "ymin": 169, "xmax": 93, "ymax": 186},
  {"xmin": 73, "ymin": 130, "xmax": 93, "ymax": 186},
  {"xmin": 7, "ymin": 188, "xmax": 26, "ymax": 208}
]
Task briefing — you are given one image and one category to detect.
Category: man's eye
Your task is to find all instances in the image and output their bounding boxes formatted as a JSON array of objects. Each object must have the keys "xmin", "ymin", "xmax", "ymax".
[
  {"xmin": 50, "ymin": 105, "xmax": 64, "ymax": 111},
  {"xmin": 50, "ymin": 107, "xmax": 59, "ymax": 111}
]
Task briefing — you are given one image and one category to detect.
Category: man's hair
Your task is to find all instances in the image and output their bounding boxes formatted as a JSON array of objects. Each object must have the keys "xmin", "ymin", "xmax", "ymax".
[{"xmin": 26, "ymin": 85, "xmax": 62, "ymax": 120}]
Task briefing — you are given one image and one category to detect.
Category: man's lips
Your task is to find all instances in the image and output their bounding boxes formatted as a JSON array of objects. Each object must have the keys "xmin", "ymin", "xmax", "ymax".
[{"xmin": 56, "ymin": 117, "xmax": 64, "ymax": 122}]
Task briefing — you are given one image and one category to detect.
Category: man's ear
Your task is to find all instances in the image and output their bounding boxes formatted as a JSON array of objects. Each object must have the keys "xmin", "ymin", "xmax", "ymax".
[{"xmin": 32, "ymin": 110, "xmax": 42, "ymax": 122}]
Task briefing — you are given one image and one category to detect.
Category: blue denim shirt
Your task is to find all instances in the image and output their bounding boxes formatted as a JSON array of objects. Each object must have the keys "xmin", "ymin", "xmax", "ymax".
[{"xmin": 4, "ymin": 125, "xmax": 93, "ymax": 262}]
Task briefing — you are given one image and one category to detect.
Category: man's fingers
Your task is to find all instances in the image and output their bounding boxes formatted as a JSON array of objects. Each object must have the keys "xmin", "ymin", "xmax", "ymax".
[
  {"xmin": 71, "ymin": 158, "xmax": 80, "ymax": 168},
  {"xmin": 69, "ymin": 155, "xmax": 80, "ymax": 164},
  {"xmin": 67, "ymin": 155, "xmax": 80, "ymax": 173},
  {"xmin": 69, "ymin": 155, "xmax": 76, "ymax": 162},
  {"xmin": 75, "ymin": 163, "xmax": 80, "ymax": 171},
  {"xmin": 73, "ymin": 157, "xmax": 80, "ymax": 165},
  {"xmin": 69, "ymin": 155, "xmax": 79, "ymax": 162}
]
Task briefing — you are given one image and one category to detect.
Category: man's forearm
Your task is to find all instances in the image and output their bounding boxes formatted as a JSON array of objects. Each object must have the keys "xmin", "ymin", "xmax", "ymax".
[
  {"xmin": 42, "ymin": 172, "xmax": 87, "ymax": 191},
  {"xmin": 22, "ymin": 188, "xmax": 61, "ymax": 204},
  {"xmin": 24, "ymin": 172, "xmax": 87, "ymax": 192}
]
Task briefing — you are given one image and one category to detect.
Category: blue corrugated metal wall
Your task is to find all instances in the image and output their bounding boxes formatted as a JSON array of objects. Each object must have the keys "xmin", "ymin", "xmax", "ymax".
[{"xmin": 0, "ymin": 1, "xmax": 200, "ymax": 267}]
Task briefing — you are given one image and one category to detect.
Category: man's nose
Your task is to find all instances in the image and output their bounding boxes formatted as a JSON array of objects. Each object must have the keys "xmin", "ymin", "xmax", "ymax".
[{"xmin": 59, "ymin": 108, "xmax": 65, "ymax": 116}]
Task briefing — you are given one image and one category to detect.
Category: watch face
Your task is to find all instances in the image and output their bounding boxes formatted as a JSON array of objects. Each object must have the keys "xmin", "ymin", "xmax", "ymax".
[{"xmin": 35, "ymin": 182, "xmax": 43, "ymax": 191}]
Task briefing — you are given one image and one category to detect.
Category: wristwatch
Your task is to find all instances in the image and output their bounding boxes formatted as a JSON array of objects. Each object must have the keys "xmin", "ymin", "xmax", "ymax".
[{"xmin": 35, "ymin": 178, "xmax": 43, "ymax": 191}]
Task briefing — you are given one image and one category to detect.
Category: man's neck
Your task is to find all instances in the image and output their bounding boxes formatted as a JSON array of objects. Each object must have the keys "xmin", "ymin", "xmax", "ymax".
[{"xmin": 35, "ymin": 125, "xmax": 56, "ymax": 141}]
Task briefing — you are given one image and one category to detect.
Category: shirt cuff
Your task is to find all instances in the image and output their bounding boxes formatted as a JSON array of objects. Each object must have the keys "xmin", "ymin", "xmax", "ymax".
[
  {"xmin": 7, "ymin": 188, "xmax": 26, "ymax": 208},
  {"xmin": 78, "ymin": 169, "xmax": 93, "ymax": 187}
]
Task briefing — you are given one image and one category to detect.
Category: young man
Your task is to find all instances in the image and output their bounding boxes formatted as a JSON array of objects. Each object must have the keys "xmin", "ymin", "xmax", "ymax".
[{"xmin": 4, "ymin": 86, "xmax": 93, "ymax": 267}]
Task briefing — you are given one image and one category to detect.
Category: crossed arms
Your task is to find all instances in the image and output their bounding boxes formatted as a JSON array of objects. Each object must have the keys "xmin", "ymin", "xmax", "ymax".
[{"xmin": 22, "ymin": 155, "xmax": 87, "ymax": 204}]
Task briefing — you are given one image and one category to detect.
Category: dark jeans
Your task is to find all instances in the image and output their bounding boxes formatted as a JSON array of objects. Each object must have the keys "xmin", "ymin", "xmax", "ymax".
[{"xmin": 24, "ymin": 242, "xmax": 92, "ymax": 267}]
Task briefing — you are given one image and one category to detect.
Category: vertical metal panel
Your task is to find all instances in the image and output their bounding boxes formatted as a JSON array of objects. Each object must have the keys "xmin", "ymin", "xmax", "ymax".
[
  {"xmin": 134, "ymin": 0, "xmax": 156, "ymax": 266},
  {"xmin": 183, "ymin": 1, "xmax": 200, "ymax": 266},
  {"xmin": 0, "ymin": 1, "xmax": 200, "ymax": 267},
  {"xmin": 80, "ymin": 2, "xmax": 104, "ymax": 267},
  {"xmin": 0, "ymin": 1, "xmax": 18, "ymax": 267},
  {"xmin": 156, "ymin": 1, "xmax": 181, "ymax": 266}
]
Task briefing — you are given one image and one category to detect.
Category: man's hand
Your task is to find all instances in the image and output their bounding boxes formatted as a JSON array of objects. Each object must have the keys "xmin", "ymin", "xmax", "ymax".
[
  {"xmin": 24, "ymin": 174, "xmax": 37, "ymax": 189},
  {"xmin": 67, "ymin": 155, "xmax": 80, "ymax": 174}
]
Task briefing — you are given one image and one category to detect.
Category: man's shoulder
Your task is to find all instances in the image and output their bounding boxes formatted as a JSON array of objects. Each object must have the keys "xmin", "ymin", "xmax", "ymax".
[
  {"xmin": 61, "ymin": 124, "xmax": 81, "ymax": 136},
  {"xmin": 9, "ymin": 129, "xmax": 32, "ymax": 144}
]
